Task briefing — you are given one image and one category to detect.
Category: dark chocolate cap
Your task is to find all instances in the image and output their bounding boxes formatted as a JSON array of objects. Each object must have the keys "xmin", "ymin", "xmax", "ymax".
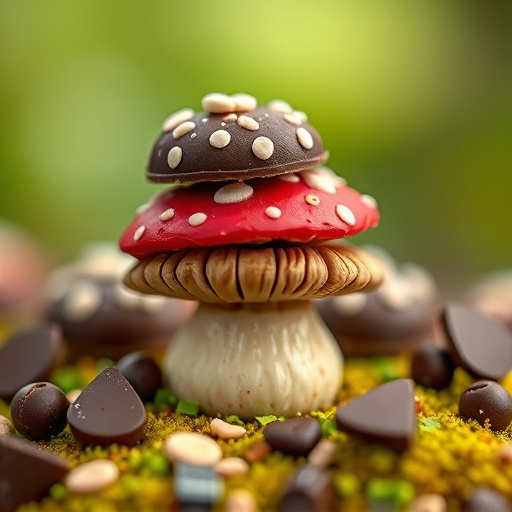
[{"xmin": 147, "ymin": 95, "xmax": 327, "ymax": 183}]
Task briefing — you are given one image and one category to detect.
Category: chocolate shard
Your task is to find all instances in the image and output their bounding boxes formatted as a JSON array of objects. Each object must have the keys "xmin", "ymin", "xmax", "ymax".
[
  {"xmin": 335, "ymin": 379, "xmax": 417, "ymax": 451},
  {"xmin": 279, "ymin": 464, "xmax": 338, "ymax": 512},
  {"xmin": 0, "ymin": 435, "xmax": 69, "ymax": 512},
  {"xmin": 263, "ymin": 417, "xmax": 322, "ymax": 457},
  {"xmin": 0, "ymin": 324, "xmax": 64, "ymax": 400},
  {"xmin": 441, "ymin": 302, "xmax": 512, "ymax": 381},
  {"xmin": 67, "ymin": 366, "xmax": 147, "ymax": 446}
]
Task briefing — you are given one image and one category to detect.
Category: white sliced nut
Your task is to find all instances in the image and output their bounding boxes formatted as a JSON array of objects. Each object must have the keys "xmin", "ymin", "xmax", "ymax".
[
  {"xmin": 214, "ymin": 457, "xmax": 249, "ymax": 477},
  {"xmin": 162, "ymin": 108, "xmax": 194, "ymax": 132},
  {"xmin": 65, "ymin": 459, "xmax": 120, "ymax": 494},
  {"xmin": 210, "ymin": 418, "xmax": 247, "ymax": 439},
  {"xmin": 202, "ymin": 93, "xmax": 235, "ymax": 114},
  {"xmin": 164, "ymin": 431, "xmax": 222, "ymax": 466},
  {"xmin": 252, "ymin": 136, "xmax": 274, "ymax": 160}
]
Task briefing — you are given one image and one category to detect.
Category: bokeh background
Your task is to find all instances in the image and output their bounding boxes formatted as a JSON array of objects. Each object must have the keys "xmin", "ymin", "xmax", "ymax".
[{"xmin": 1, "ymin": 1, "xmax": 511, "ymax": 297}]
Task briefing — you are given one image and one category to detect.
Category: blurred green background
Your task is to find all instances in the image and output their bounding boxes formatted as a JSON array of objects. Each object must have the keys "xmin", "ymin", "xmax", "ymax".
[{"xmin": 1, "ymin": 1, "xmax": 511, "ymax": 296}]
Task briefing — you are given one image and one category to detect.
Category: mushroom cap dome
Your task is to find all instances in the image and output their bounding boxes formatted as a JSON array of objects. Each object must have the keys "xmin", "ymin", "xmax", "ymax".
[{"xmin": 147, "ymin": 94, "xmax": 327, "ymax": 183}]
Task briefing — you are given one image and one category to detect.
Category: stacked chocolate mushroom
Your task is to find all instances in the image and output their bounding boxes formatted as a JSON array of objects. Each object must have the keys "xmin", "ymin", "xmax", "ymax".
[{"xmin": 119, "ymin": 93, "xmax": 383, "ymax": 417}]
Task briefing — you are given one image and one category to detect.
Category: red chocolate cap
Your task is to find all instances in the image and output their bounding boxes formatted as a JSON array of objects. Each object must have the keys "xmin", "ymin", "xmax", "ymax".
[
  {"xmin": 147, "ymin": 93, "xmax": 328, "ymax": 183},
  {"xmin": 120, "ymin": 168, "xmax": 379, "ymax": 259}
]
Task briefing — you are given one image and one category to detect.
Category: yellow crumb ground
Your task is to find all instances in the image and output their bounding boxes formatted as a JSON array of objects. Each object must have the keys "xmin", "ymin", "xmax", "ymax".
[{"xmin": 4, "ymin": 355, "xmax": 512, "ymax": 512}]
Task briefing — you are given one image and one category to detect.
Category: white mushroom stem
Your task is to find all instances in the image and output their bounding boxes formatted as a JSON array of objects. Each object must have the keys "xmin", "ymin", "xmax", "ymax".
[{"xmin": 163, "ymin": 300, "xmax": 343, "ymax": 418}]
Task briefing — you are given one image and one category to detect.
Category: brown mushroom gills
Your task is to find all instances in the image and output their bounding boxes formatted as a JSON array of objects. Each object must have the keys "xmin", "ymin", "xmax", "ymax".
[{"xmin": 125, "ymin": 242, "xmax": 384, "ymax": 417}]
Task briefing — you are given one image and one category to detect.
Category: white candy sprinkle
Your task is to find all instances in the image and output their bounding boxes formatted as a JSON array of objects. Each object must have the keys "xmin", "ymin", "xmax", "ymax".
[
  {"xmin": 252, "ymin": 136, "xmax": 274, "ymax": 160},
  {"xmin": 160, "ymin": 208, "xmax": 175, "ymax": 221},
  {"xmin": 210, "ymin": 418, "xmax": 247, "ymax": 439},
  {"xmin": 188, "ymin": 213, "xmax": 207, "ymax": 226},
  {"xmin": 209, "ymin": 129, "xmax": 231, "ymax": 148},
  {"xmin": 296, "ymin": 127, "xmax": 314, "ymax": 149},
  {"xmin": 214, "ymin": 182, "xmax": 254, "ymax": 204},
  {"xmin": 190, "ymin": 132, "xmax": 197, "ymax": 139},
  {"xmin": 164, "ymin": 432, "xmax": 222, "ymax": 466},
  {"xmin": 202, "ymin": 93, "xmax": 235, "ymax": 114},
  {"xmin": 133, "ymin": 225, "xmax": 146, "ymax": 241},
  {"xmin": 215, "ymin": 457, "xmax": 249, "ymax": 477},
  {"xmin": 167, "ymin": 146, "xmax": 183, "ymax": 169},
  {"xmin": 231, "ymin": 93, "xmax": 257, "ymax": 112},
  {"xmin": 268, "ymin": 99, "xmax": 293, "ymax": 114},
  {"xmin": 221, "ymin": 122, "xmax": 226, "ymax": 126},
  {"xmin": 237, "ymin": 115, "xmax": 259, "ymax": 131},
  {"xmin": 223, "ymin": 113, "xmax": 238, "ymax": 123},
  {"xmin": 162, "ymin": 108, "xmax": 194, "ymax": 132},
  {"xmin": 173, "ymin": 121, "xmax": 196, "ymax": 139},
  {"xmin": 265, "ymin": 206, "xmax": 281, "ymax": 219},
  {"xmin": 305, "ymin": 194, "xmax": 320, "ymax": 206},
  {"xmin": 65, "ymin": 459, "xmax": 120, "ymax": 494},
  {"xmin": 294, "ymin": 110, "xmax": 308, "ymax": 121},
  {"xmin": 301, "ymin": 168, "xmax": 337, "ymax": 194},
  {"xmin": 283, "ymin": 113, "xmax": 302, "ymax": 126},
  {"xmin": 361, "ymin": 194, "xmax": 378, "ymax": 208},
  {"xmin": 63, "ymin": 281, "xmax": 102, "ymax": 322},
  {"xmin": 336, "ymin": 204, "xmax": 356, "ymax": 226},
  {"xmin": 279, "ymin": 173, "xmax": 300, "ymax": 183}
]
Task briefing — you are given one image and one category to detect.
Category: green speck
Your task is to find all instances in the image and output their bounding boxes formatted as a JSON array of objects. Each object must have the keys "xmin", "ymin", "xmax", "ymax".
[
  {"xmin": 256, "ymin": 415, "xmax": 279, "ymax": 426},
  {"xmin": 176, "ymin": 399, "xmax": 200, "ymax": 416},
  {"xmin": 51, "ymin": 367, "xmax": 86, "ymax": 393},
  {"xmin": 154, "ymin": 388, "xmax": 178, "ymax": 410},
  {"xmin": 419, "ymin": 417, "xmax": 442, "ymax": 432},
  {"xmin": 367, "ymin": 478, "xmax": 415, "ymax": 507}
]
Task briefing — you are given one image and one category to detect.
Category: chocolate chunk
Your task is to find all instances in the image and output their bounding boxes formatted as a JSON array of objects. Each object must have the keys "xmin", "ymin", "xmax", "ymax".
[
  {"xmin": 335, "ymin": 379, "xmax": 417, "ymax": 451},
  {"xmin": 147, "ymin": 105, "xmax": 327, "ymax": 183},
  {"xmin": 116, "ymin": 351, "xmax": 162, "ymax": 402},
  {"xmin": 464, "ymin": 487, "xmax": 511, "ymax": 512},
  {"xmin": 67, "ymin": 366, "xmax": 147, "ymax": 446},
  {"xmin": 263, "ymin": 417, "xmax": 322, "ymax": 457},
  {"xmin": 10, "ymin": 382, "xmax": 68, "ymax": 440},
  {"xmin": 441, "ymin": 302, "xmax": 512, "ymax": 380},
  {"xmin": 0, "ymin": 324, "xmax": 64, "ymax": 400},
  {"xmin": 458, "ymin": 380, "xmax": 512, "ymax": 431},
  {"xmin": 0, "ymin": 435, "xmax": 69, "ymax": 511},
  {"xmin": 410, "ymin": 345, "xmax": 456, "ymax": 390},
  {"xmin": 279, "ymin": 464, "xmax": 338, "ymax": 512}
]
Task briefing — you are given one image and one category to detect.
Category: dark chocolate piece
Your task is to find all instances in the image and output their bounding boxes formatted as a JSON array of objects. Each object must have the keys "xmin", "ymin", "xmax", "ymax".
[
  {"xmin": 116, "ymin": 351, "xmax": 162, "ymax": 402},
  {"xmin": 441, "ymin": 302, "xmax": 512, "ymax": 380},
  {"xmin": 279, "ymin": 464, "xmax": 338, "ymax": 512},
  {"xmin": 335, "ymin": 379, "xmax": 417, "ymax": 451},
  {"xmin": 410, "ymin": 345, "xmax": 456, "ymax": 390},
  {"xmin": 263, "ymin": 417, "xmax": 322, "ymax": 457},
  {"xmin": 10, "ymin": 382, "xmax": 68, "ymax": 440},
  {"xmin": 67, "ymin": 367, "xmax": 147, "ymax": 446},
  {"xmin": 0, "ymin": 435, "xmax": 69, "ymax": 512},
  {"xmin": 0, "ymin": 324, "xmax": 64, "ymax": 400},
  {"xmin": 458, "ymin": 380, "xmax": 512, "ymax": 431},
  {"xmin": 464, "ymin": 487, "xmax": 511, "ymax": 512},
  {"xmin": 147, "ymin": 106, "xmax": 327, "ymax": 183}
]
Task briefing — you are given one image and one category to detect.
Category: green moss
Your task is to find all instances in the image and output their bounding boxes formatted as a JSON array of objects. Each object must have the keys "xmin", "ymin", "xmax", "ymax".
[{"xmin": 13, "ymin": 356, "xmax": 512, "ymax": 512}]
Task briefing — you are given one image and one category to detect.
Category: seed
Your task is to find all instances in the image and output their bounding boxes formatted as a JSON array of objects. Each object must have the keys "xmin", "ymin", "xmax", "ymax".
[
  {"xmin": 210, "ymin": 418, "xmax": 247, "ymax": 439},
  {"xmin": 164, "ymin": 432, "xmax": 222, "ymax": 466},
  {"xmin": 65, "ymin": 459, "xmax": 120, "ymax": 494},
  {"xmin": 252, "ymin": 136, "xmax": 274, "ymax": 160},
  {"xmin": 209, "ymin": 129, "xmax": 231, "ymax": 148},
  {"xmin": 167, "ymin": 146, "xmax": 183, "ymax": 169}
]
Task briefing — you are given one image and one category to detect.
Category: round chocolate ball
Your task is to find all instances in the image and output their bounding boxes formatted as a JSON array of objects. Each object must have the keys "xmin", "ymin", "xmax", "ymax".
[
  {"xmin": 459, "ymin": 380, "xmax": 512, "ymax": 431},
  {"xmin": 116, "ymin": 352, "xmax": 162, "ymax": 402},
  {"xmin": 410, "ymin": 345, "xmax": 456, "ymax": 390},
  {"xmin": 10, "ymin": 382, "xmax": 69, "ymax": 440}
]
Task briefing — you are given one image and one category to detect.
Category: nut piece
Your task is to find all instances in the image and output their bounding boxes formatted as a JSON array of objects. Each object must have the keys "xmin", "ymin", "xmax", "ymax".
[
  {"xmin": 210, "ymin": 418, "xmax": 247, "ymax": 440},
  {"xmin": 164, "ymin": 431, "xmax": 223, "ymax": 466},
  {"xmin": 65, "ymin": 459, "xmax": 120, "ymax": 494}
]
